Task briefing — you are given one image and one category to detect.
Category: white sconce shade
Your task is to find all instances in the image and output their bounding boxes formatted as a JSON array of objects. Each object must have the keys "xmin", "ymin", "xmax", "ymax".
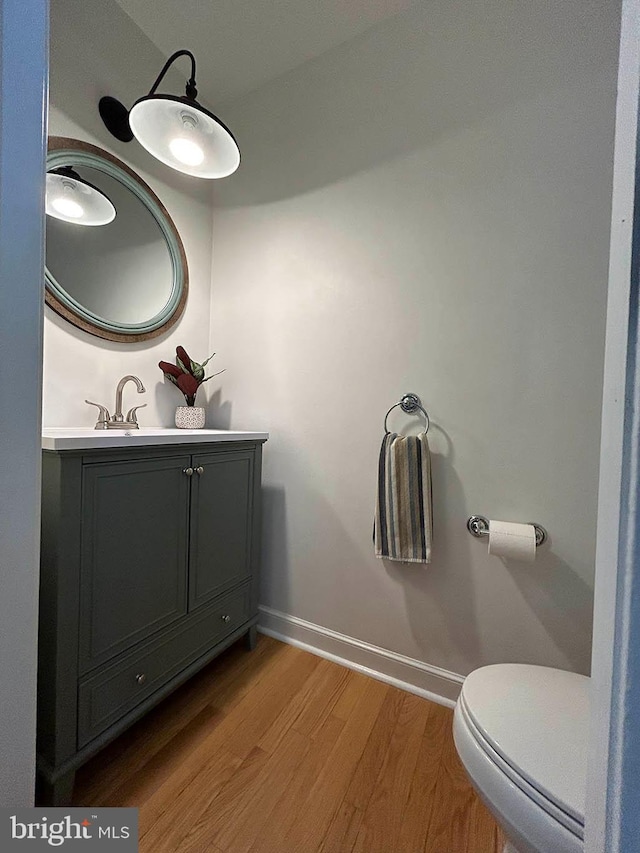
[
  {"xmin": 99, "ymin": 49, "xmax": 240, "ymax": 180},
  {"xmin": 128, "ymin": 96, "xmax": 240, "ymax": 179},
  {"xmin": 45, "ymin": 168, "xmax": 116, "ymax": 226}
]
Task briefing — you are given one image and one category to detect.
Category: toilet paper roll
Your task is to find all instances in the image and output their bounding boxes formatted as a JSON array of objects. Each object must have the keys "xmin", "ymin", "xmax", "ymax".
[{"xmin": 487, "ymin": 519, "xmax": 537, "ymax": 562}]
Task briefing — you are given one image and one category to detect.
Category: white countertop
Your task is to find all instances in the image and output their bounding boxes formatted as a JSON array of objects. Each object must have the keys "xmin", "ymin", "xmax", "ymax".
[{"xmin": 42, "ymin": 427, "xmax": 269, "ymax": 451}]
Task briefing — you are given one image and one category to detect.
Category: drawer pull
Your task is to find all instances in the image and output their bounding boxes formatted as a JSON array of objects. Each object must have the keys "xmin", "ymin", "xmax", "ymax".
[
  {"xmin": 221, "ymin": 615, "xmax": 231, "ymax": 623},
  {"xmin": 135, "ymin": 673, "xmax": 147, "ymax": 685},
  {"xmin": 183, "ymin": 467, "xmax": 194, "ymax": 476},
  {"xmin": 195, "ymin": 466, "xmax": 204, "ymax": 475}
]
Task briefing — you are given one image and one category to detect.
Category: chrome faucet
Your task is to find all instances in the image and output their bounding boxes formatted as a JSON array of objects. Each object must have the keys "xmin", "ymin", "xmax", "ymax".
[
  {"xmin": 85, "ymin": 374, "xmax": 147, "ymax": 430},
  {"xmin": 114, "ymin": 375, "xmax": 145, "ymax": 423}
]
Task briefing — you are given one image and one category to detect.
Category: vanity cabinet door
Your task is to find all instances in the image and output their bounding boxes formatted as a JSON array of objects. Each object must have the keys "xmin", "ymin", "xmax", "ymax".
[
  {"xmin": 79, "ymin": 455, "xmax": 191, "ymax": 673},
  {"xmin": 188, "ymin": 449, "xmax": 254, "ymax": 610}
]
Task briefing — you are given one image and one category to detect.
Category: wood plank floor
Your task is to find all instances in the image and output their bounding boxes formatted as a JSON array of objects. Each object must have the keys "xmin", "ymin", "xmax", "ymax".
[{"xmin": 73, "ymin": 635, "xmax": 504, "ymax": 853}]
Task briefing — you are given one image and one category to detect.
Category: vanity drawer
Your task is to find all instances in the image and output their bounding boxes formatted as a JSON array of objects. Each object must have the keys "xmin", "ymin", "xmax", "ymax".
[{"xmin": 77, "ymin": 584, "xmax": 251, "ymax": 748}]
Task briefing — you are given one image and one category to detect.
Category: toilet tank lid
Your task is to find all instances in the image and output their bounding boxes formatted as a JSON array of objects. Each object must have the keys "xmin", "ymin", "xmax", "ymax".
[{"xmin": 460, "ymin": 663, "xmax": 589, "ymax": 824}]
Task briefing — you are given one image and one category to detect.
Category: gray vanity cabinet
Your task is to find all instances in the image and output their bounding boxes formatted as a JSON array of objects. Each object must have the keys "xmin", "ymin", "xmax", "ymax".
[
  {"xmin": 189, "ymin": 449, "xmax": 254, "ymax": 609},
  {"xmin": 37, "ymin": 439, "xmax": 265, "ymax": 806},
  {"xmin": 79, "ymin": 455, "xmax": 191, "ymax": 672}
]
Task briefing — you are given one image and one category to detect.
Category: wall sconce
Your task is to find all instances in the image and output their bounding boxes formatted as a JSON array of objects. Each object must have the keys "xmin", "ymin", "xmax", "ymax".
[
  {"xmin": 99, "ymin": 49, "xmax": 240, "ymax": 179},
  {"xmin": 45, "ymin": 167, "xmax": 116, "ymax": 226}
]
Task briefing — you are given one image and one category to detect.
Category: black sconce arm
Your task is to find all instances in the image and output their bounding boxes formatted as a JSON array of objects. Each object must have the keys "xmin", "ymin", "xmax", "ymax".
[{"xmin": 147, "ymin": 49, "xmax": 198, "ymax": 100}]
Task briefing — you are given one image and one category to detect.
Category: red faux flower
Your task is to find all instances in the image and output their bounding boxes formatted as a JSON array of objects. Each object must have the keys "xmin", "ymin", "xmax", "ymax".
[
  {"xmin": 175, "ymin": 373, "xmax": 200, "ymax": 406},
  {"xmin": 159, "ymin": 346, "xmax": 224, "ymax": 406},
  {"xmin": 158, "ymin": 361, "xmax": 182, "ymax": 379}
]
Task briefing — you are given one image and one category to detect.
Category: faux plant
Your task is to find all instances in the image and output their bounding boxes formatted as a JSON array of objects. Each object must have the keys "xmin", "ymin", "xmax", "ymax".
[{"xmin": 159, "ymin": 346, "xmax": 223, "ymax": 407}]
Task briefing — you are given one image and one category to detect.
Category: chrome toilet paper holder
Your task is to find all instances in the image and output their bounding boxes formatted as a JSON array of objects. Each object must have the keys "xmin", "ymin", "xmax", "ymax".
[{"xmin": 467, "ymin": 515, "xmax": 547, "ymax": 547}]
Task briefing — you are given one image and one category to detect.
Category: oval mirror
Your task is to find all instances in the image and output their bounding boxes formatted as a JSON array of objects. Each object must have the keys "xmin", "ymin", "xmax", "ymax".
[{"xmin": 45, "ymin": 136, "xmax": 188, "ymax": 342}]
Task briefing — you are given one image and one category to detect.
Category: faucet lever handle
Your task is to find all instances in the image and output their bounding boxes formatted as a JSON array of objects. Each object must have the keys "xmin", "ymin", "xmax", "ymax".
[
  {"xmin": 85, "ymin": 400, "xmax": 111, "ymax": 430},
  {"xmin": 125, "ymin": 404, "xmax": 147, "ymax": 424}
]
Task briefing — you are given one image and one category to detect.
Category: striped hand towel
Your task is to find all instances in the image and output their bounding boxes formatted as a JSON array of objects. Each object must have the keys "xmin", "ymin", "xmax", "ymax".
[{"xmin": 375, "ymin": 432, "xmax": 432, "ymax": 563}]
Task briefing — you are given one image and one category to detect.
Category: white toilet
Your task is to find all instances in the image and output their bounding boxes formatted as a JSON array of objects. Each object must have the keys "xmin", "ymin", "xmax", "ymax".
[{"xmin": 453, "ymin": 663, "xmax": 588, "ymax": 853}]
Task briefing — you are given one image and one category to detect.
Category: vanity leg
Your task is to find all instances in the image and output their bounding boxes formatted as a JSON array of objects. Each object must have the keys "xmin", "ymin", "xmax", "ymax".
[
  {"xmin": 37, "ymin": 769, "xmax": 76, "ymax": 807},
  {"xmin": 245, "ymin": 625, "xmax": 258, "ymax": 651}
]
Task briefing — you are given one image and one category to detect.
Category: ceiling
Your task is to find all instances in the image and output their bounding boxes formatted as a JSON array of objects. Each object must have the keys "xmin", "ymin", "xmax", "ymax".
[{"xmin": 114, "ymin": 0, "xmax": 415, "ymax": 106}]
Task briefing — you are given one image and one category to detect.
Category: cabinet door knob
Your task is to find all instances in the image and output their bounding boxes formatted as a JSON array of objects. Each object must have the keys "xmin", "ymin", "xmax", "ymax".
[
  {"xmin": 183, "ymin": 467, "xmax": 194, "ymax": 476},
  {"xmin": 221, "ymin": 614, "xmax": 231, "ymax": 623},
  {"xmin": 135, "ymin": 673, "xmax": 146, "ymax": 685},
  {"xmin": 195, "ymin": 466, "xmax": 204, "ymax": 475}
]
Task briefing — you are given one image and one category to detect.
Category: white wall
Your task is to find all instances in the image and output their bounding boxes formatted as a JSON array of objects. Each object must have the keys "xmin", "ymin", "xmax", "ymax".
[
  {"xmin": 44, "ymin": 0, "xmax": 217, "ymax": 428},
  {"xmin": 211, "ymin": 0, "xmax": 620, "ymax": 680},
  {"xmin": 0, "ymin": 0, "xmax": 48, "ymax": 806}
]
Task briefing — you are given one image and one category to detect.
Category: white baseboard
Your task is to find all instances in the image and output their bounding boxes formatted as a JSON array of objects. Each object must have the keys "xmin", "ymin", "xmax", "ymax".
[{"xmin": 257, "ymin": 605, "xmax": 464, "ymax": 708}]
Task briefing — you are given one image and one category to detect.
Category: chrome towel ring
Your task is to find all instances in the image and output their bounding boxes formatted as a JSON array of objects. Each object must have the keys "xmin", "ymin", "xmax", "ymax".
[{"xmin": 384, "ymin": 393, "xmax": 430, "ymax": 435}]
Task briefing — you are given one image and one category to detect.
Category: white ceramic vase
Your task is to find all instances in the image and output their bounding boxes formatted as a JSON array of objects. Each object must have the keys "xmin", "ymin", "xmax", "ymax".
[{"xmin": 175, "ymin": 405, "xmax": 206, "ymax": 429}]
